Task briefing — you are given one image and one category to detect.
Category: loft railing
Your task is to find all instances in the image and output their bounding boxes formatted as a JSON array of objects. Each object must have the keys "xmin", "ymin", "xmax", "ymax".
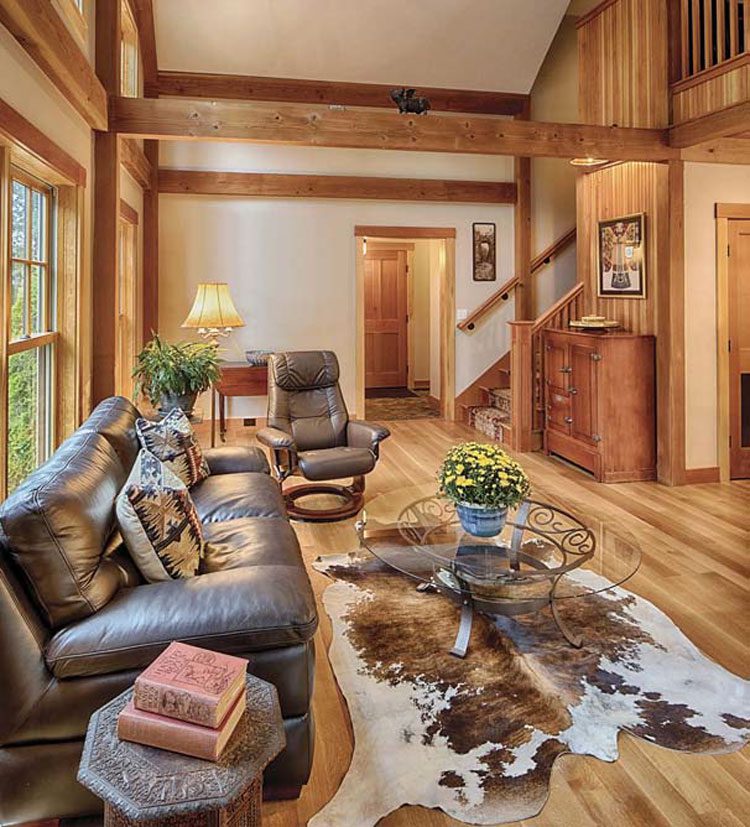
[
  {"xmin": 677, "ymin": 0, "xmax": 748, "ymax": 81},
  {"xmin": 458, "ymin": 227, "xmax": 576, "ymax": 333},
  {"xmin": 507, "ymin": 282, "xmax": 584, "ymax": 453}
]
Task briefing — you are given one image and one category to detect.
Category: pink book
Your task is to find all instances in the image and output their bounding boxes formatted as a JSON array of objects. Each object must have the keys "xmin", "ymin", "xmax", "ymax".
[
  {"xmin": 134, "ymin": 642, "xmax": 247, "ymax": 728},
  {"xmin": 118, "ymin": 691, "xmax": 247, "ymax": 761}
]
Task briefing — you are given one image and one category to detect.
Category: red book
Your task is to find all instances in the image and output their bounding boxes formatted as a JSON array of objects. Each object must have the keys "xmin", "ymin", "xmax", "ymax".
[
  {"xmin": 117, "ymin": 691, "xmax": 247, "ymax": 761},
  {"xmin": 134, "ymin": 642, "xmax": 247, "ymax": 728}
]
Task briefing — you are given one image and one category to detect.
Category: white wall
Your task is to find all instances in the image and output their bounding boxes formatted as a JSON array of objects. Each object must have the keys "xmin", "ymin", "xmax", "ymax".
[
  {"xmin": 684, "ymin": 163, "xmax": 750, "ymax": 470},
  {"xmin": 158, "ymin": 142, "xmax": 516, "ymax": 418}
]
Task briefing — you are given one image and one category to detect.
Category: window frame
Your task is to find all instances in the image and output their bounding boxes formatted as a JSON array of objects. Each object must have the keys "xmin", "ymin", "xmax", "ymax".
[
  {"xmin": 120, "ymin": 0, "xmax": 141, "ymax": 97},
  {"xmin": 52, "ymin": 0, "xmax": 87, "ymax": 47}
]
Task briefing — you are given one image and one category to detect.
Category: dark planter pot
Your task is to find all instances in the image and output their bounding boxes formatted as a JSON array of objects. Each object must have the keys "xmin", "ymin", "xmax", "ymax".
[
  {"xmin": 455, "ymin": 502, "xmax": 509, "ymax": 537},
  {"xmin": 157, "ymin": 392, "xmax": 198, "ymax": 419}
]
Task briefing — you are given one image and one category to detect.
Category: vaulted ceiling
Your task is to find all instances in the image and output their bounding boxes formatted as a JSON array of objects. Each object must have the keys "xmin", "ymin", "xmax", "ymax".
[{"xmin": 152, "ymin": 0, "xmax": 570, "ymax": 94}]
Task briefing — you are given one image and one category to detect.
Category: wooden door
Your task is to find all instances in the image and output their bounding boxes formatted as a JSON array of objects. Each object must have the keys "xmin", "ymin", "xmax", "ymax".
[
  {"xmin": 729, "ymin": 219, "xmax": 750, "ymax": 478},
  {"xmin": 569, "ymin": 341, "xmax": 600, "ymax": 446},
  {"xmin": 365, "ymin": 249, "xmax": 408, "ymax": 388},
  {"xmin": 544, "ymin": 334, "xmax": 571, "ymax": 435}
]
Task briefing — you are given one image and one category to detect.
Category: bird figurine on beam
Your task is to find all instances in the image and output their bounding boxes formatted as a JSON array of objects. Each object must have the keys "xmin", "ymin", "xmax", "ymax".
[{"xmin": 390, "ymin": 88, "xmax": 431, "ymax": 115}]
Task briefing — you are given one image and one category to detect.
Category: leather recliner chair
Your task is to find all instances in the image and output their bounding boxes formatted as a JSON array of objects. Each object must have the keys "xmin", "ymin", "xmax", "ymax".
[
  {"xmin": 257, "ymin": 351, "xmax": 390, "ymax": 521},
  {"xmin": 0, "ymin": 396, "xmax": 318, "ymax": 825}
]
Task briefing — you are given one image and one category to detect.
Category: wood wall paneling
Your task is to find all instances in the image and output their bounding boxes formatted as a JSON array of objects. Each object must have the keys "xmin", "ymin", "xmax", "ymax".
[
  {"xmin": 577, "ymin": 0, "xmax": 670, "ymax": 128},
  {"xmin": 152, "ymin": 71, "xmax": 530, "ymax": 117},
  {"xmin": 157, "ymin": 170, "xmax": 517, "ymax": 204},
  {"xmin": 109, "ymin": 97, "xmax": 675, "ymax": 161},
  {"xmin": 671, "ymin": 55, "xmax": 750, "ymax": 124},
  {"xmin": 0, "ymin": 0, "xmax": 107, "ymax": 130}
]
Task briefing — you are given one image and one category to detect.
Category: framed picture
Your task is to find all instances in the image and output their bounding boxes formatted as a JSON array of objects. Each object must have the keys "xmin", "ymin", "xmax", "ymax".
[
  {"xmin": 472, "ymin": 222, "xmax": 496, "ymax": 282},
  {"xmin": 597, "ymin": 213, "xmax": 646, "ymax": 298}
]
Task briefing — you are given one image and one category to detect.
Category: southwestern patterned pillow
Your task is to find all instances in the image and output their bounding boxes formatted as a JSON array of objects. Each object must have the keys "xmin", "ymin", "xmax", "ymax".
[
  {"xmin": 135, "ymin": 408, "xmax": 210, "ymax": 488},
  {"xmin": 116, "ymin": 450, "xmax": 204, "ymax": 582}
]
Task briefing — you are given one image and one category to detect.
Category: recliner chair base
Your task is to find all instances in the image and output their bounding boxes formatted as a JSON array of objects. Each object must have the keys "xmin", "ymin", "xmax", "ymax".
[{"xmin": 284, "ymin": 477, "xmax": 365, "ymax": 522}]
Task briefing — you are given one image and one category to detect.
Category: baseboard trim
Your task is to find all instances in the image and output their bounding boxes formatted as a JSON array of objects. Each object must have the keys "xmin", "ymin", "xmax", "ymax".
[
  {"xmin": 682, "ymin": 466, "xmax": 721, "ymax": 484},
  {"xmin": 413, "ymin": 380, "xmax": 430, "ymax": 390}
]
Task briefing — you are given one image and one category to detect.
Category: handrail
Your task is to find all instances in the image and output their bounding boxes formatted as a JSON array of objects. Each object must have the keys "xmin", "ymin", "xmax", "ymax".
[
  {"xmin": 532, "ymin": 282, "xmax": 584, "ymax": 333},
  {"xmin": 530, "ymin": 227, "xmax": 576, "ymax": 274},
  {"xmin": 676, "ymin": 0, "xmax": 748, "ymax": 82},
  {"xmin": 458, "ymin": 227, "xmax": 577, "ymax": 333},
  {"xmin": 457, "ymin": 274, "xmax": 519, "ymax": 332}
]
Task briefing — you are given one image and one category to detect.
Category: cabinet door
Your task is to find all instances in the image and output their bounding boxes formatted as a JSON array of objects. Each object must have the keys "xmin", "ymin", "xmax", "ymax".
[
  {"xmin": 570, "ymin": 341, "xmax": 599, "ymax": 446},
  {"xmin": 544, "ymin": 336, "xmax": 571, "ymax": 435}
]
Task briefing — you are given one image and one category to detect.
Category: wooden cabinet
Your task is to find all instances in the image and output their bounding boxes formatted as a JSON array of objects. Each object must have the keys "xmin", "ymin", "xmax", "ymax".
[{"xmin": 542, "ymin": 329, "xmax": 656, "ymax": 483}]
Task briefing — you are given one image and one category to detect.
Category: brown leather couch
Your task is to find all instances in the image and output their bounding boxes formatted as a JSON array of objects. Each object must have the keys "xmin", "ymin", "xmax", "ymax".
[{"xmin": 0, "ymin": 397, "xmax": 318, "ymax": 826}]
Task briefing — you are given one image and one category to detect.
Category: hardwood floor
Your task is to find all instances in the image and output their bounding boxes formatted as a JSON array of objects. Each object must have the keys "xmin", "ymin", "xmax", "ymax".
[{"xmin": 204, "ymin": 416, "xmax": 749, "ymax": 827}]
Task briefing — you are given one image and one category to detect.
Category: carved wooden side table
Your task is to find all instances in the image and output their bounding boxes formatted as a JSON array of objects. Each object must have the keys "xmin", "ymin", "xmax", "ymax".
[{"xmin": 78, "ymin": 675, "xmax": 285, "ymax": 826}]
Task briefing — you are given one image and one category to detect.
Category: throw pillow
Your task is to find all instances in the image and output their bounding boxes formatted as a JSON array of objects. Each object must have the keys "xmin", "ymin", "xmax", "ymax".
[
  {"xmin": 116, "ymin": 450, "xmax": 204, "ymax": 582},
  {"xmin": 136, "ymin": 408, "xmax": 210, "ymax": 488}
]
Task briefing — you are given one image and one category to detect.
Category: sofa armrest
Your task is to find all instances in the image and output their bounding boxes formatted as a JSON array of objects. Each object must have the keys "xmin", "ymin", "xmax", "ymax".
[
  {"xmin": 347, "ymin": 420, "xmax": 391, "ymax": 451},
  {"xmin": 203, "ymin": 446, "xmax": 270, "ymax": 475},
  {"xmin": 45, "ymin": 566, "xmax": 318, "ymax": 679},
  {"xmin": 257, "ymin": 427, "xmax": 297, "ymax": 452}
]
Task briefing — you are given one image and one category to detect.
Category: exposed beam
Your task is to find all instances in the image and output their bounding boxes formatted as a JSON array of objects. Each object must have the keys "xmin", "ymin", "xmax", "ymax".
[
  {"xmin": 0, "ymin": 0, "xmax": 107, "ymax": 130},
  {"xmin": 158, "ymin": 169, "xmax": 517, "ymax": 204},
  {"xmin": 130, "ymin": 0, "xmax": 157, "ymax": 89},
  {"xmin": 680, "ymin": 137, "xmax": 750, "ymax": 165},
  {"xmin": 120, "ymin": 137, "xmax": 151, "ymax": 189},
  {"xmin": 150, "ymin": 71, "xmax": 529, "ymax": 117},
  {"xmin": 0, "ymin": 98, "xmax": 86, "ymax": 186},
  {"xmin": 354, "ymin": 226, "xmax": 456, "ymax": 239},
  {"xmin": 110, "ymin": 97, "xmax": 675, "ymax": 162},
  {"xmin": 670, "ymin": 101, "xmax": 750, "ymax": 148}
]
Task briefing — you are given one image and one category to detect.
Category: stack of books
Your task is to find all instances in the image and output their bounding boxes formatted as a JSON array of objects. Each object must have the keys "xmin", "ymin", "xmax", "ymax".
[{"xmin": 117, "ymin": 642, "xmax": 248, "ymax": 761}]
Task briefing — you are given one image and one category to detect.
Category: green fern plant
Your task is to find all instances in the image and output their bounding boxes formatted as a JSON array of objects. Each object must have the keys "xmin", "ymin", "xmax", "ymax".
[{"xmin": 133, "ymin": 335, "xmax": 221, "ymax": 406}]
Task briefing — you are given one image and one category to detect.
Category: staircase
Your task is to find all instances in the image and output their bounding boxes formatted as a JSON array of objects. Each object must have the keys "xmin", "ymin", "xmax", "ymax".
[{"xmin": 456, "ymin": 227, "xmax": 580, "ymax": 450}]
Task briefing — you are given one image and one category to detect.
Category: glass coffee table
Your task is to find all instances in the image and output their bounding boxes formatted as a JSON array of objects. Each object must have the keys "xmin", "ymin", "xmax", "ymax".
[{"xmin": 355, "ymin": 483, "xmax": 641, "ymax": 657}]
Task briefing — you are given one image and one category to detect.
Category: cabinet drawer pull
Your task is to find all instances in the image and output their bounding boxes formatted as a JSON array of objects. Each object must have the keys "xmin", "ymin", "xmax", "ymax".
[
  {"xmin": 592, "ymin": 434, "xmax": 602, "ymax": 443},
  {"xmin": 560, "ymin": 366, "xmax": 572, "ymax": 374},
  {"xmin": 591, "ymin": 353, "xmax": 602, "ymax": 362},
  {"xmin": 569, "ymin": 387, "xmax": 578, "ymax": 395},
  {"xmin": 564, "ymin": 416, "xmax": 573, "ymax": 424}
]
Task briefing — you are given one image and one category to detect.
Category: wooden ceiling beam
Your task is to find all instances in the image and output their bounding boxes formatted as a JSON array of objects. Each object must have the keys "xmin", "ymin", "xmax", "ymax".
[
  {"xmin": 120, "ymin": 137, "xmax": 151, "ymax": 190},
  {"xmin": 129, "ymin": 0, "xmax": 158, "ymax": 89},
  {"xmin": 0, "ymin": 0, "xmax": 107, "ymax": 130},
  {"xmin": 150, "ymin": 71, "xmax": 529, "ymax": 117},
  {"xmin": 158, "ymin": 169, "xmax": 517, "ymax": 204},
  {"xmin": 679, "ymin": 137, "xmax": 750, "ymax": 165},
  {"xmin": 670, "ymin": 101, "xmax": 750, "ymax": 148},
  {"xmin": 110, "ymin": 97, "xmax": 674, "ymax": 162}
]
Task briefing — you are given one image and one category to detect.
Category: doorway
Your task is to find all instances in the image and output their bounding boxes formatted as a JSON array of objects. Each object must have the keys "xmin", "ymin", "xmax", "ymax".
[
  {"xmin": 717, "ymin": 207, "xmax": 750, "ymax": 480},
  {"xmin": 355, "ymin": 226, "xmax": 456, "ymax": 421}
]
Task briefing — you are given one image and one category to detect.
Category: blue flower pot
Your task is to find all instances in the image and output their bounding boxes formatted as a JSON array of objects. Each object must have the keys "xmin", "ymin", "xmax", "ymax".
[{"xmin": 456, "ymin": 502, "xmax": 508, "ymax": 537}]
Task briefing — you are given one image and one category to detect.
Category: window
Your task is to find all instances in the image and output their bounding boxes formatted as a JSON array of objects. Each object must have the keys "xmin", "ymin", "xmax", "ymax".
[
  {"xmin": 6, "ymin": 170, "xmax": 57, "ymax": 492},
  {"xmin": 116, "ymin": 208, "xmax": 138, "ymax": 397},
  {"xmin": 121, "ymin": 0, "xmax": 140, "ymax": 97}
]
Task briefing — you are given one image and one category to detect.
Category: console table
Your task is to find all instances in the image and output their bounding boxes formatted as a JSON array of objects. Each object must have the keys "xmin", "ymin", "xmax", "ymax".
[{"xmin": 211, "ymin": 362, "xmax": 268, "ymax": 447}]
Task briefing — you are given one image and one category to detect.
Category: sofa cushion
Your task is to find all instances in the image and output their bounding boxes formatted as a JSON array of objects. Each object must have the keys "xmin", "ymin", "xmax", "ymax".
[
  {"xmin": 136, "ymin": 408, "xmax": 209, "ymax": 488},
  {"xmin": 202, "ymin": 518, "xmax": 302, "ymax": 571},
  {"xmin": 0, "ymin": 431, "xmax": 127, "ymax": 628},
  {"xmin": 79, "ymin": 396, "xmax": 140, "ymax": 470},
  {"xmin": 45, "ymin": 565, "xmax": 318, "ymax": 679},
  {"xmin": 191, "ymin": 472, "xmax": 286, "ymax": 523},
  {"xmin": 297, "ymin": 446, "xmax": 375, "ymax": 480},
  {"xmin": 202, "ymin": 445, "xmax": 270, "ymax": 476},
  {"xmin": 116, "ymin": 451, "xmax": 204, "ymax": 582}
]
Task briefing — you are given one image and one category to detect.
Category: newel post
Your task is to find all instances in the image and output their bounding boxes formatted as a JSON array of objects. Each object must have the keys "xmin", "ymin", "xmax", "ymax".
[{"xmin": 508, "ymin": 321, "xmax": 535, "ymax": 453}]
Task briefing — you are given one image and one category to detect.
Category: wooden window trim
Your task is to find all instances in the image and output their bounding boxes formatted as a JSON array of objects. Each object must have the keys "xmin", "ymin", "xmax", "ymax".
[
  {"xmin": 120, "ymin": 199, "xmax": 139, "ymax": 225},
  {"xmin": 51, "ymin": 0, "xmax": 88, "ymax": 47},
  {"xmin": 120, "ymin": 0, "xmax": 141, "ymax": 97},
  {"xmin": 7, "ymin": 330, "xmax": 58, "ymax": 356}
]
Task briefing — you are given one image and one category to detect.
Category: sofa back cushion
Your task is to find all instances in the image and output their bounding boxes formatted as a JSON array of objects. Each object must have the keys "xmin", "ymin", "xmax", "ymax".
[
  {"xmin": 0, "ymin": 430, "xmax": 128, "ymax": 628},
  {"xmin": 79, "ymin": 396, "xmax": 141, "ymax": 469}
]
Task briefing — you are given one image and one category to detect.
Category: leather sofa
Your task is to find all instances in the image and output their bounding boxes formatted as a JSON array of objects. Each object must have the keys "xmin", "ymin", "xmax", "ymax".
[{"xmin": 0, "ymin": 397, "xmax": 318, "ymax": 826}]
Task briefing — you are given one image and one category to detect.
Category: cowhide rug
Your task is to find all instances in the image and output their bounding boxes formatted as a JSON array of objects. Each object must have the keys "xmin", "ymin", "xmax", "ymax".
[{"xmin": 311, "ymin": 551, "xmax": 750, "ymax": 827}]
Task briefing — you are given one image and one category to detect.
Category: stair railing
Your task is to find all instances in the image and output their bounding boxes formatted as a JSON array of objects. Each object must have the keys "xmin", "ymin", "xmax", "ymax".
[
  {"xmin": 508, "ymin": 282, "xmax": 584, "ymax": 452},
  {"xmin": 676, "ymin": 0, "xmax": 748, "ymax": 81}
]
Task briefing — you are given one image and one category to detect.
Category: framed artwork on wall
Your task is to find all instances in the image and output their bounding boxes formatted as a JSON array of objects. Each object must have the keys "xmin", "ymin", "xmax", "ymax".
[
  {"xmin": 597, "ymin": 213, "xmax": 646, "ymax": 298},
  {"xmin": 472, "ymin": 222, "xmax": 496, "ymax": 281}
]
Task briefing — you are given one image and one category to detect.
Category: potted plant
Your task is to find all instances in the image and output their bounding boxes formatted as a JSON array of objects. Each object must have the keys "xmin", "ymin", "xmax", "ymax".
[
  {"xmin": 438, "ymin": 442, "xmax": 530, "ymax": 537},
  {"xmin": 133, "ymin": 335, "xmax": 221, "ymax": 418}
]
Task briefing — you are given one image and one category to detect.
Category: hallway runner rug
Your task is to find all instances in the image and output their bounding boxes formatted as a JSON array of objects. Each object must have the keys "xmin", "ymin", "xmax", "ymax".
[{"xmin": 310, "ymin": 552, "xmax": 750, "ymax": 826}]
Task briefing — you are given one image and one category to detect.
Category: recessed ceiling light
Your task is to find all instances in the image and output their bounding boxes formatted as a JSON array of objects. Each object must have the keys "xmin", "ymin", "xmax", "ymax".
[{"xmin": 570, "ymin": 157, "xmax": 608, "ymax": 167}]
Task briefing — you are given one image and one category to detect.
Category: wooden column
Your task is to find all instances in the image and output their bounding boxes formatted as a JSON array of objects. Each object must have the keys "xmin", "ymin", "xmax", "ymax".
[
  {"xmin": 92, "ymin": 0, "xmax": 121, "ymax": 403},
  {"xmin": 142, "ymin": 140, "xmax": 159, "ymax": 343},
  {"xmin": 508, "ymin": 321, "xmax": 535, "ymax": 452},
  {"xmin": 656, "ymin": 160, "xmax": 687, "ymax": 484},
  {"xmin": 514, "ymin": 104, "xmax": 532, "ymax": 319}
]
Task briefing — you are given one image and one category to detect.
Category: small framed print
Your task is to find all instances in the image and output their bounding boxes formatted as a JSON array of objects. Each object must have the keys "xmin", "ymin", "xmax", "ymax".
[
  {"xmin": 472, "ymin": 222, "xmax": 496, "ymax": 282},
  {"xmin": 597, "ymin": 213, "xmax": 646, "ymax": 298}
]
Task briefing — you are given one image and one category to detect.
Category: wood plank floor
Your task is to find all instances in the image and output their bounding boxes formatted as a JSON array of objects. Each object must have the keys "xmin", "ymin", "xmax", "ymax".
[{"xmin": 205, "ymin": 417, "xmax": 749, "ymax": 827}]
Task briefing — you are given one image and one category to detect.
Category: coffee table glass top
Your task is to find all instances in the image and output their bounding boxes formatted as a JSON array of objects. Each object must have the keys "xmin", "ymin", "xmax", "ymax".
[{"xmin": 356, "ymin": 483, "xmax": 641, "ymax": 606}]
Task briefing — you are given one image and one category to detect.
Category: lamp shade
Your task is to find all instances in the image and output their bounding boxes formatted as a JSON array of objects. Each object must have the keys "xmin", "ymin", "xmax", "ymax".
[{"xmin": 181, "ymin": 282, "xmax": 245, "ymax": 331}]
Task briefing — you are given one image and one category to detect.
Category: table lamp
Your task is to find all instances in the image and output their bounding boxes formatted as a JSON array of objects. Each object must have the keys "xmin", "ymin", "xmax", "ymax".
[{"xmin": 182, "ymin": 282, "xmax": 245, "ymax": 341}]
